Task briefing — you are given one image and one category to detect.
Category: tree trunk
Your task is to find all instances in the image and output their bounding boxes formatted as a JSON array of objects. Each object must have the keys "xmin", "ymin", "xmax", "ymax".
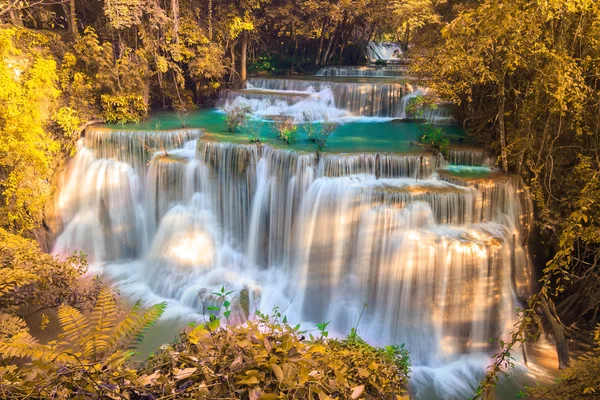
[
  {"xmin": 320, "ymin": 28, "xmax": 336, "ymax": 66},
  {"xmin": 498, "ymin": 79, "xmax": 508, "ymax": 173},
  {"xmin": 69, "ymin": 0, "xmax": 78, "ymax": 39},
  {"xmin": 208, "ymin": 0, "xmax": 213, "ymax": 40},
  {"xmin": 542, "ymin": 298, "xmax": 570, "ymax": 369},
  {"xmin": 229, "ymin": 44, "xmax": 236, "ymax": 83},
  {"xmin": 172, "ymin": 0, "xmax": 179, "ymax": 43},
  {"xmin": 240, "ymin": 30, "xmax": 248, "ymax": 88},
  {"xmin": 315, "ymin": 19, "xmax": 327, "ymax": 65}
]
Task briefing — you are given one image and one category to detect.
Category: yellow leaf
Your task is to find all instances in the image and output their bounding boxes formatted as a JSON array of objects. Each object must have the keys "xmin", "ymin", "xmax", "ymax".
[
  {"xmin": 318, "ymin": 392, "xmax": 331, "ymax": 400},
  {"xmin": 271, "ymin": 364, "xmax": 284, "ymax": 382},
  {"xmin": 237, "ymin": 376, "xmax": 260, "ymax": 386}
]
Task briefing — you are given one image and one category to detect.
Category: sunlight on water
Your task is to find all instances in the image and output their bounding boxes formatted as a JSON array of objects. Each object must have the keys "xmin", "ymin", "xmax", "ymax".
[{"xmin": 52, "ymin": 77, "xmax": 544, "ymax": 398}]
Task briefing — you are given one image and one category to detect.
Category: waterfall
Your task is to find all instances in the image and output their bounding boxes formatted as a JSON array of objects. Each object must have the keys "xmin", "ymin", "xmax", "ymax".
[
  {"xmin": 366, "ymin": 42, "xmax": 403, "ymax": 61},
  {"xmin": 229, "ymin": 77, "xmax": 409, "ymax": 118},
  {"xmin": 316, "ymin": 66, "xmax": 407, "ymax": 77},
  {"xmin": 53, "ymin": 125, "xmax": 532, "ymax": 397},
  {"xmin": 223, "ymin": 78, "xmax": 456, "ymax": 122}
]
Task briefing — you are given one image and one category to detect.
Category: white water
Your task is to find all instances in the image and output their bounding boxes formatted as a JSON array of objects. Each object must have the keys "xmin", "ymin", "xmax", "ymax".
[
  {"xmin": 316, "ymin": 66, "xmax": 407, "ymax": 77},
  {"xmin": 367, "ymin": 42, "xmax": 403, "ymax": 61},
  {"xmin": 219, "ymin": 77, "xmax": 455, "ymax": 123},
  {"xmin": 53, "ymin": 124, "xmax": 535, "ymax": 398}
]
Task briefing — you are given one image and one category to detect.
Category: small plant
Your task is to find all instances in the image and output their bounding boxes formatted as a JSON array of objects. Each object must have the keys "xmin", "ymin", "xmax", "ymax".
[
  {"xmin": 274, "ymin": 113, "xmax": 298, "ymax": 144},
  {"xmin": 419, "ymin": 124, "xmax": 450, "ymax": 157},
  {"xmin": 302, "ymin": 111, "xmax": 319, "ymax": 142},
  {"xmin": 246, "ymin": 122, "xmax": 265, "ymax": 143},
  {"xmin": 314, "ymin": 321, "xmax": 331, "ymax": 339},
  {"xmin": 384, "ymin": 343, "xmax": 411, "ymax": 372},
  {"xmin": 224, "ymin": 104, "xmax": 252, "ymax": 132},
  {"xmin": 374, "ymin": 59, "xmax": 388, "ymax": 66},
  {"xmin": 249, "ymin": 55, "xmax": 275, "ymax": 74},
  {"xmin": 315, "ymin": 117, "xmax": 340, "ymax": 151},
  {"xmin": 200, "ymin": 286, "xmax": 234, "ymax": 332},
  {"xmin": 302, "ymin": 112, "xmax": 340, "ymax": 151},
  {"xmin": 406, "ymin": 94, "xmax": 438, "ymax": 119}
]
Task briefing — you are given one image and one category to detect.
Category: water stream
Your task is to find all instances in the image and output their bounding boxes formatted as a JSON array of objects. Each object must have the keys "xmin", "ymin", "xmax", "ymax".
[{"xmin": 52, "ymin": 68, "xmax": 554, "ymax": 398}]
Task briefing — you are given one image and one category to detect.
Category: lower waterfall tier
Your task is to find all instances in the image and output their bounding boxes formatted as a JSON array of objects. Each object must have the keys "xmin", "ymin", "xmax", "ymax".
[{"xmin": 52, "ymin": 127, "xmax": 532, "ymax": 374}]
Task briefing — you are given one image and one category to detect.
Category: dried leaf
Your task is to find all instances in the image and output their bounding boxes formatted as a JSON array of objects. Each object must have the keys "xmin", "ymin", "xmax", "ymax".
[
  {"xmin": 138, "ymin": 370, "xmax": 160, "ymax": 386},
  {"xmin": 174, "ymin": 367, "xmax": 196, "ymax": 381},
  {"xmin": 351, "ymin": 384, "xmax": 365, "ymax": 399}
]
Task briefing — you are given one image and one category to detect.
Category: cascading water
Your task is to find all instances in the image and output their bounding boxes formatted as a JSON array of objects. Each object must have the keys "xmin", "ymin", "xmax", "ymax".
[
  {"xmin": 316, "ymin": 66, "xmax": 407, "ymax": 77},
  {"xmin": 220, "ymin": 77, "xmax": 455, "ymax": 123},
  {"xmin": 366, "ymin": 42, "xmax": 403, "ymax": 61},
  {"xmin": 219, "ymin": 77, "xmax": 409, "ymax": 119},
  {"xmin": 50, "ymin": 43, "xmax": 542, "ymax": 396}
]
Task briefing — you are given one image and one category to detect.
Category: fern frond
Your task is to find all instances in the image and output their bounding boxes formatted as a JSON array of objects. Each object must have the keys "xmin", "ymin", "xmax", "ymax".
[
  {"xmin": 0, "ymin": 313, "xmax": 28, "ymax": 341},
  {"xmin": 57, "ymin": 304, "xmax": 89, "ymax": 346},
  {"xmin": 0, "ymin": 332, "xmax": 76, "ymax": 364},
  {"xmin": 112, "ymin": 302, "xmax": 167, "ymax": 352},
  {"xmin": 84, "ymin": 288, "xmax": 118, "ymax": 360}
]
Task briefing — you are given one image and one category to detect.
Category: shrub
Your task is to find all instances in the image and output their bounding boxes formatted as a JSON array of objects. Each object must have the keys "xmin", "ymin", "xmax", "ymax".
[
  {"xmin": 406, "ymin": 94, "xmax": 438, "ymax": 119},
  {"xmin": 315, "ymin": 118, "xmax": 340, "ymax": 151},
  {"xmin": 134, "ymin": 307, "xmax": 410, "ymax": 399},
  {"xmin": 247, "ymin": 122, "xmax": 265, "ymax": 144},
  {"xmin": 302, "ymin": 112, "xmax": 340, "ymax": 151},
  {"xmin": 101, "ymin": 93, "xmax": 148, "ymax": 124},
  {"xmin": 249, "ymin": 55, "xmax": 275, "ymax": 74},
  {"xmin": 0, "ymin": 228, "xmax": 97, "ymax": 314},
  {"xmin": 224, "ymin": 104, "xmax": 253, "ymax": 132},
  {"xmin": 302, "ymin": 111, "xmax": 319, "ymax": 142},
  {"xmin": 274, "ymin": 113, "xmax": 298, "ymax": 144},
  {"xmin": 419, "ymin": 124, "xmax": 450, "ymax": 157}
]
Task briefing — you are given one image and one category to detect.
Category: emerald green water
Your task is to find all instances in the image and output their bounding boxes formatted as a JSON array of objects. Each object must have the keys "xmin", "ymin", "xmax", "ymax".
[
  {"xmin": 104, "ymin": 108, "xmax": 473, "ymax": 154},
  {"xmin": 440, "ymin": 166, "xmax": 499, "ymax": 180}
]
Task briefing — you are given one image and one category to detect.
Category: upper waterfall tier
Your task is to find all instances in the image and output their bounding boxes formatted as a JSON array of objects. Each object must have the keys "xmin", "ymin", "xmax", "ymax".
[
  {"xmin": 243, "ymin": 77, "xmax": 407, "ymax": 118},
  {"xmin": 218, "ymin": 77, "xmax": 456, "ymax": 123},
  {"xmin": 316, "ymin": 66, "xmax": 408, "ymax": 77},
  {"xmin": 366, "ymin": 42, "xmax": 403, "ymax": 62}
]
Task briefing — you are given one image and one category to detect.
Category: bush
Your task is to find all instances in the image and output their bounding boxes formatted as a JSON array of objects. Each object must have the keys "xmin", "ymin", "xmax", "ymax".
[
  {"xmin": 101, "ymin": 94, "xmax": 148, "ymax": 124},
  {"xmin": 302, "ymin": 112, "xmax": 340, "ymax": 151},
  {"xmin": 0, "ymin": 228, "xmax": 97, "ymax": 314},
  {"xmin": 419, "ymin": 124, "xmax": 450, "ymax": 157},
  {"xmin": 406, "ymin": 94, "xmax": 438, "ymax": 119},
  {"xmin": 134, "ymin": 308, "xmax": 410, "ymax": 399},
  {"xmin": 225, "ymin": 104, "xmax": 253, "ymax": 132},
  {"xmin": 249, "ymin": 55, "xmax": 276, "ymax": 74},
  {"xmin": 247, "ymin": 122, "xmax": 265, "ymax": 144},
  {"xmin": 274, "ymin": 113, "xmax": 298, "ymax": 144}
]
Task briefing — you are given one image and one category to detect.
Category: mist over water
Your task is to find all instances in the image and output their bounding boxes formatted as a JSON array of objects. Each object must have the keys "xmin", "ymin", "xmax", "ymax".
[{"xmin": 53, "ymin": 62, "xmax": 543, "ymax": 399}]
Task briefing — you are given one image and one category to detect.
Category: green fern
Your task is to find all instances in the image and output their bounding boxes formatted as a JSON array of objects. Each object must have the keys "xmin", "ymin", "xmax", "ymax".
[
  {"xmin": 84, "ymin": 289, "xmax": 118, "ymax": 360},
  {"xmin": 0, "ymin": 288, "xmax": 166, "ymax": 367},
  {"xmin": 111, "ymin": 301, "xmax": 167, "ymax": 351}
]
